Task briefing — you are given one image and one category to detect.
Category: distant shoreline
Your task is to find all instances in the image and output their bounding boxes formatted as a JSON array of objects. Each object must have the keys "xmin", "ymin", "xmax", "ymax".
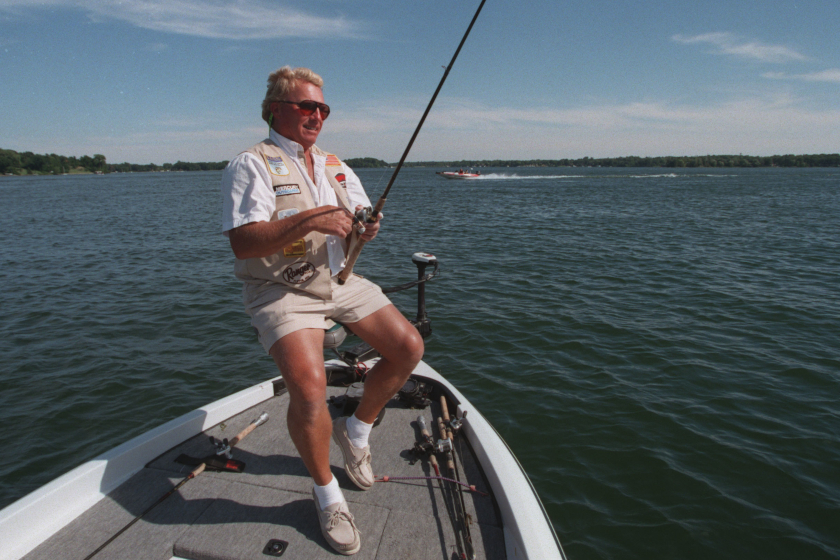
[
  {"xmin": 3, "ymin": 148, "xmax": 839, "ymax": 176},
  {"xmin": 348, "ymin": 154, "xmax": 840, "ymax": 169}
]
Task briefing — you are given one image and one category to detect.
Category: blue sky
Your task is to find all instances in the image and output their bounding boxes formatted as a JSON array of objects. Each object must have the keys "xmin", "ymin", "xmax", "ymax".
[{"xmin": 1, "ymin": 0, "xmax": 838, "ymax": 164}]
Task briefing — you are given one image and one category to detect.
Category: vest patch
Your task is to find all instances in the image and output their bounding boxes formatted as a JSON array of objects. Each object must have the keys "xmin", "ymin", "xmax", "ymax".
[
  {"xmin": 335, "ymin": 173, "xmax": 347, "ymax": 189},
  {"xmin": 282, "ymin": 262, "xmax": 316, "ymax": 284},
  {"xmin": 274, "ymin": 184, "xmax": 301, "ymax": 196},
  {"xmin": 266, "ymin": 156, "xmax": 290, "ymax": 176},
  {"xmin": 276, "ymin": 208, "xmax": 299, "ymax": 219},
  {"xmin": 283, "ymin": 239, "xmax": 306, "ymax": 258},
  {"xmin": 325, "ymin": 155, "xmax": 341, "ymax": 167}
]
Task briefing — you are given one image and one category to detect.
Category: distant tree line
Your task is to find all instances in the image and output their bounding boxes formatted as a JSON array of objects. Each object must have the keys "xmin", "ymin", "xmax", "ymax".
[
  {"xmin": 105, "ymin": 161, "xmax": 229, "ymax": 173},
  {"xmin": 402, "ymin": 154, "xmax": 840, "ymax": 168},
  {"xmin": 5, "ymin": 148, "xmax": 839, "ymax": 176},
  {"xmin": 344, "ymin": 157, "xmax": 390, "ymax": 168},
  {"xmin": 1, "ymin": 148, "xmax": 228, "ymax": 175},
  {"xmin": 1, "ymin": 149, "xmax": 108, "ymax": 174}
]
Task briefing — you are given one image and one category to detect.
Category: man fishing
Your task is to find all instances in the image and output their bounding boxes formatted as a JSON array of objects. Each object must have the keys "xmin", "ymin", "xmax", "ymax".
[{"xmin": 220, "ymin": 66, "xmax": 424, "ymax": 555}]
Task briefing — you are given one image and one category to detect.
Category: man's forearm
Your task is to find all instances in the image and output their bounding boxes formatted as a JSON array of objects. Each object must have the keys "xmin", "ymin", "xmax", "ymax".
[{"xmin": 228, "ymin": 207, "xmax": 337, "ymax": 259}]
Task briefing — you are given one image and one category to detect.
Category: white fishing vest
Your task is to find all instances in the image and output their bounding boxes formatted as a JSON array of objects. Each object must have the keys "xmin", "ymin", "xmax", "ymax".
[{"xmin": 234, "ymin": 140, "xmax": 354, "ymax": 300}]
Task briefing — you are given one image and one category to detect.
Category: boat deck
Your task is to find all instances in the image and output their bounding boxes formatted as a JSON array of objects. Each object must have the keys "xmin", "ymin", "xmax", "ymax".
[{"xmin": 23, "ymin": 382, "xmax": 504, "ymax": 560}]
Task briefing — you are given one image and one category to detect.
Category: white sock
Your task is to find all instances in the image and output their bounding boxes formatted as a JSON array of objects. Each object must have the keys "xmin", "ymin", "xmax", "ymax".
[
  {"xmin": 346, "ymin": 413, "xmax": 373, "ymax": 449},
  {"xmin": 314, "ymin": 476, "xmax": 344, "ymax": 508}
]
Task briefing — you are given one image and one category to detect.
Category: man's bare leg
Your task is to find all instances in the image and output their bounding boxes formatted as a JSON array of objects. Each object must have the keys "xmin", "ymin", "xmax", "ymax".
[
  {"xmin": 346, "ymin": 304, "xmax": 425, "ymax": 424},
  {"xmin": 269, "ymin": 328, "xmax": 333, "ymax": 486}
]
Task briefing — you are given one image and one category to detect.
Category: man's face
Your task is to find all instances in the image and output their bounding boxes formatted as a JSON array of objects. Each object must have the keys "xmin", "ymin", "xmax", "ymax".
[{"xmin": 272, "ymin": 81, "xmax": 326, "ymax": 150}]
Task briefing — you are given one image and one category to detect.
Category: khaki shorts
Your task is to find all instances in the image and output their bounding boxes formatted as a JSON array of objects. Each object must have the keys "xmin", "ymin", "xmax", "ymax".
[{"xmin": 243, "ymin": 274, "xmax": 392, "ymax": 354}]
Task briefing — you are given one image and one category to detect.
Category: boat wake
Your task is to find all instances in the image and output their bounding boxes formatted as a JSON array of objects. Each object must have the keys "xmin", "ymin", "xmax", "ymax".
[
  {"xmin": 461, "ymin": 172, "xmax": 732, "ymax": 180},
  {"xmin": 468, "ymin": 173, "xmax": 580, "ymax": 180}
]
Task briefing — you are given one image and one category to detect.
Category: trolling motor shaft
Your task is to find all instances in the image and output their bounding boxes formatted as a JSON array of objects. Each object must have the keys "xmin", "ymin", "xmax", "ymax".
[{"xmin": 412, "ymin": 252, "xmax": 436, "ymax": 339}]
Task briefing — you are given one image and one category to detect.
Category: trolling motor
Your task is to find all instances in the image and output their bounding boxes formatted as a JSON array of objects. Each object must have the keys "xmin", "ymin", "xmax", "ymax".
[
  {"xmin": 408, "ymin": 252, "xmax": 436, "ymax": 339},
  {"xmin": 333, "ymin": 252, "xmax": 439, "ymax": 366},
  {"xmin": 327, "ymin": 253, "xmax": 440, "ymax": 418}
]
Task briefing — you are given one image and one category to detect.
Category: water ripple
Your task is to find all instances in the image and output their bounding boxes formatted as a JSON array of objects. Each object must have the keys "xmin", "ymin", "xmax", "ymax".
[{"xmin": 2, "ymin": 168, "xmax": 839, "ymax": 559}]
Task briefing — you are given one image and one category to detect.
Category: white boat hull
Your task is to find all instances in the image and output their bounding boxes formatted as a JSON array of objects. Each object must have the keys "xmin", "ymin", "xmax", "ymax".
[
  {"xmin": 437, "ymin": 171, "xmax": 481, "ymax": 179},
  {"xmin": 0, "ymin": 360, "xmax": 565, "ymax": 560}
]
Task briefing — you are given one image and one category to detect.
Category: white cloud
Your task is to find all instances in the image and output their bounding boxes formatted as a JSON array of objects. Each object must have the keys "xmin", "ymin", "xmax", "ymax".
[
  {"xmin": 0, "ymin": 0, "xmax": 365, "ymax": 40},
  {"xmin": 322, "ymin": 94, "xmax": 840, "ymax": 160},
  {"xmin": 763, "ymin": 69, "xmax": 840, "ymax": 83},
  {"xmin": 10, "ymin": 95, "xmax": 839, "ymax": 163},
  {"xmin": 672, "ymin": 32, "xmax": 808, "ymax": 64}
]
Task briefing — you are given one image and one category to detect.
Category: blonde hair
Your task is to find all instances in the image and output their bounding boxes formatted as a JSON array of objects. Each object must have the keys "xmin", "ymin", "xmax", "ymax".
[{"xmin": 261, "ymin": 66, "xmax": 324, "ymax": 124}]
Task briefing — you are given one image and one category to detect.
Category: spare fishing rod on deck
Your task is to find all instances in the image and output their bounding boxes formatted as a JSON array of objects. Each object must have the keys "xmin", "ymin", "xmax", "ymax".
[
  {"xmin": 337, "ymin": 0, "xmax": 488, "ymax": 284},
  {"xmin": 82, "ymin": 412, "xmax": 269, "ymax": 560}
]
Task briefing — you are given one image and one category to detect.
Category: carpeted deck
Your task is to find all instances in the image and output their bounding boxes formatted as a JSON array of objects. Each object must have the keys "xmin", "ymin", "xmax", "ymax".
[{"xmin": 23, "ymin": 384, "xmax": 505, "ymax": 560}]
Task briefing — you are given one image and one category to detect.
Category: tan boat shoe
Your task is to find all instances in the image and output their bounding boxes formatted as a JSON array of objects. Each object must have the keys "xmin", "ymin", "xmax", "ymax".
[
  {"xmin": 312, "ymin": 490, "xmax": 361, "ymax": 555},
  {"xmin": 332, "ymin": 416, "xmax": 374, "ymax": 490}
]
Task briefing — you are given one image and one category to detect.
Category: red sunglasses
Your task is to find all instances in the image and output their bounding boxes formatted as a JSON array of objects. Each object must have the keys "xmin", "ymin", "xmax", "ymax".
[{"xmin": 280, "ymin": 99, "xmax": 330, "ymax": 119}]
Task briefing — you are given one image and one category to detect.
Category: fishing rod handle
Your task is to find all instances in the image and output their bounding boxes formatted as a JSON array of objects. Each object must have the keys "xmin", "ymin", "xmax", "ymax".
[
  {"xmin": 436, "ymin": 414, "xmax": 456, "ymax": 473},
  {"xmin": 418, "ymin": 415, "xmax": 434, "ymax": 441},
  {"xmin": 429, "ymin": 454, "xmax": 441, "ymax": 477},
  {"xmin": 337, "ymin": 236, "xmax": 368, "ymax": 285},
  {"xmin": 228, "ymin": 411, "xmax": 269, "ymax": 447},
  {"xmin": 440, "ymin": 395, "xmax": 451, "ymax": 422},
  {"xmin": 437, "ymin": 416, "xmax": 448, "ymax": 437},
  {"xmin": 336, "ymin": 196, "xmax": 387, "ymax": 285}
]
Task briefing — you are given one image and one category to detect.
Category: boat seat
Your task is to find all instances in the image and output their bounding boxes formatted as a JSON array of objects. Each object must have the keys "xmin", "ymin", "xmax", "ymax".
[{"xmin": 323, "ymin": 319, "xmax": 348, "ymax": 349}]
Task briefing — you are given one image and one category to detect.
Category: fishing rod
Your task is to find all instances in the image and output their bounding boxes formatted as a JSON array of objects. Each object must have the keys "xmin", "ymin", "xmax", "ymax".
[
  {"xmin": 438, "ymin": 397, "xmax": 475, "ymax": 560},
  {"xmin": 421, "ymin": 414, "xmax": 468, "ymax": 560},
  {"xmin": 82, "ymin": 412, "xmax": 269, "ymax": 560},
  {"xmin": 337, "ymin": 0, "xmax": 488, "ymax": 285}
]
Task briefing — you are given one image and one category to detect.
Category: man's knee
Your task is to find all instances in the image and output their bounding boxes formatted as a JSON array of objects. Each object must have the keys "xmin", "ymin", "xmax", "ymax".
[
  {"xmin": 288, "ymin": 376, "xmax": 327, "ymax": 405},
  {"xmin": 285, "ymin": 374, "xmax": 328, "ymax": 426},
  {"xmin": 391, "ymin": 326, "xmax": 425, "ymax": 368}
]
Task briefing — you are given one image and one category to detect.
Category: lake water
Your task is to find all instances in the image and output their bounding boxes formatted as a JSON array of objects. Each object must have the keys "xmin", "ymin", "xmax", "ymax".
[{"xmin": 1, "ymin": 167, "xmax": 838, "ymax": 559}]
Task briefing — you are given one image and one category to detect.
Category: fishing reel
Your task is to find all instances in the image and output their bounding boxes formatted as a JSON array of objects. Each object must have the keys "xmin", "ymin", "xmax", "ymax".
[
  {"xmin": 352, "ymin": 206, "xmax": 376, "ymax": 234},
  {"xmin": 435, "ymin": 437, "xmax": 453, "ymax": 454},
  {"xmin": 397, "ymin": 378, "xmax": 432, "ymax": 409},
  {"xmin": 210, "ymin": 436, "xmax": 232, "ymax": 459},
  {"xmin": 449, "ymin": 411, "xmax": 467, "ymax": 433},
  {"xmin": 410, "ymin": 438, "xmax": 435, "ymax": 463},
  {"xmin": 409, "ymin": 415, "xmax": 436, "ymax": 464}
]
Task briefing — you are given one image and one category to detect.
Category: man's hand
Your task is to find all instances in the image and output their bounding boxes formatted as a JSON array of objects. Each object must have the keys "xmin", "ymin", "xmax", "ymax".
[
  {"xmin": 356, "ymin": 204, "xmax": 383, "ymax": 241},
  {"xmin": 311, "ymin": 206, "xmax": 355, "ymax": 237}
]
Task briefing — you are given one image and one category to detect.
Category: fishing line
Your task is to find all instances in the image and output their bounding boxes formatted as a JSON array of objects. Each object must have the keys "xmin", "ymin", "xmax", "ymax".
[{"xmin": 338, "ymin": 0, "xmax": 488, "ymax": 284}]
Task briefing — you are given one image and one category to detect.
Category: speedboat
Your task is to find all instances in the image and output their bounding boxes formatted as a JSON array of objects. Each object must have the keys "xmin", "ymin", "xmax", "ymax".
[
  {"xmin": 436, "ymin": 170, "xmax": 481, "ymax": 180},
  {"xmin": 0, "ymin": 253, "xmax": 566, "ymax": 560}
]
